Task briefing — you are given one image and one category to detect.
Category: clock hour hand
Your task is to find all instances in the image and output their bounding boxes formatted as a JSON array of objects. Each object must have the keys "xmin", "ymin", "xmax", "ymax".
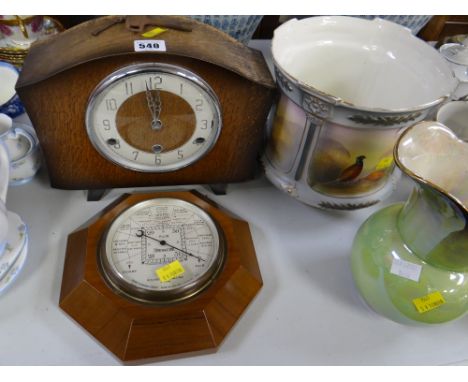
[
  {"xmin": 145, "ymin": 82, "xmax": 163, "ymax": 131},
  {"xmin": 136, "ymin": 229, "xmax": 206, "ymax": 262}
]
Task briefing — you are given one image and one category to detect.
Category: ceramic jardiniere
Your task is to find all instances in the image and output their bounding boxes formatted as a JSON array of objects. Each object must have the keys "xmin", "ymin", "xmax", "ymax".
[
  {"xmin": 264, "ymin": 16, "xmax": 457, "ymax": 210},
  {"xmin": 351, "ymin": 121, "xmax": 468, "ymax": 325}
]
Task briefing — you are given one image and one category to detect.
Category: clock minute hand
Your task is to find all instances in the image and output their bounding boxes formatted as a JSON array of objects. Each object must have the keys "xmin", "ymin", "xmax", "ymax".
[
  {"xmin": 136, "ymin": 230, "xmax": 206, "ymax": 262},
  {"xmin": 145, "ymin": 82, "xmax": 163, "ymax": 131}
]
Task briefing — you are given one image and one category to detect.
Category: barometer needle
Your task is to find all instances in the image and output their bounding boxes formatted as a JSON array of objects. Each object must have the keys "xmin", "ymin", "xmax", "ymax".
[{"xmin": 136, "ymin": 229, "xmax": 206, "ymax": 262}]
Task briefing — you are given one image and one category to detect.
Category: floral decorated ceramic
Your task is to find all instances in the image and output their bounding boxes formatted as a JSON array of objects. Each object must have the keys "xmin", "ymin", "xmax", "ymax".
[
  {"xmin": 0, "ymin": 233, "xmax": 28, "ymax": 294},
  {"xmin": 351, "ymin": 121, "xmax": 468, "ymax": 324},
  {"xmin": 264, "ymin": 16, "xmax": 457, "ymax": 210},
  {"xmin": 0, "ymin": 116, "xmax": 29, "ymax": 293},
  {"xmin": 0, "ymin": 211, "xmax": 27, "ymax": 282},
  {"xmin": 0, "ymin": 15, "xmax": 44, "ymax": 48},
  {"xmin": 0, "ymin": 125, "xmax": 10, "ymax": 256}
]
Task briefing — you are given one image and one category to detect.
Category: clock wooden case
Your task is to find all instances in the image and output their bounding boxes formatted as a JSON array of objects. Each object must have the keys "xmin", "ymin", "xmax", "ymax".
[
  {"xmin": 59, "ymin": 190, "xmax": 263, "ymax": 362},
  {"xmin": 16, "ymin": 16, "xmax": 276, "ymax": 195}
]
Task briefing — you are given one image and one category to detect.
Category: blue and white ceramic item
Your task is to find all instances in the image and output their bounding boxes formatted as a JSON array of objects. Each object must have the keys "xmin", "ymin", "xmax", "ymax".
[
  {"xmin": 190, "ymin": 15, "xmax": 263, "ymax": 44},
  {"xmin": 0, "ymin": 61, "xmax": 25, "ymax": 118}
]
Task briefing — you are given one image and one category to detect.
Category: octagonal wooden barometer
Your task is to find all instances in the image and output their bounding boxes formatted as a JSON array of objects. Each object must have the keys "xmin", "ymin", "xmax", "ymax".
[
  {"xmin": 16, "ymin": 16, "xmax": 275, "ymax": 200},
  {"xmin": 59, "ymin": 190, "xmax": 263, "ymax": 362}
]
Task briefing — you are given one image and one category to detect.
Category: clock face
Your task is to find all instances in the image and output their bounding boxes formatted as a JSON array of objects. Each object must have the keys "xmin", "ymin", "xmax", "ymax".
[
  {"xmin": 86, "ymin": 63, "xmax": 222, "ymax": 172},
  {"xmin": 99, "ymin": 197, "xmax": 225, "ymax": 303}
]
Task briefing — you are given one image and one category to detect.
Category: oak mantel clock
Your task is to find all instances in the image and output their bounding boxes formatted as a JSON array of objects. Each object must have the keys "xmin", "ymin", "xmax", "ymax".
[
  {"xmin": 16, "ymin": 16, "xmax": 276, "ymax": 199},
  {"xmin": 59, "ymin": 190, "xmax": 263, "ymax": 362}
]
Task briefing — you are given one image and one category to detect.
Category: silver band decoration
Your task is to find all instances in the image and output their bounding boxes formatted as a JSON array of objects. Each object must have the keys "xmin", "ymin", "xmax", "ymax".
[{"xmin": 302, "ymin": 94, "xmax": 331, "ymax": 118}]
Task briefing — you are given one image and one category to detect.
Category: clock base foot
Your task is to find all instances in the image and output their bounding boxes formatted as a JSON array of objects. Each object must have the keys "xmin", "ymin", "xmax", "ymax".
[
  {"xmin": 207, "ymin": 184, "xmax": 228, "ymax": 195},
  {"xmin": 86, "ymin": 189, "xmax": 108, "ymax": 201}
]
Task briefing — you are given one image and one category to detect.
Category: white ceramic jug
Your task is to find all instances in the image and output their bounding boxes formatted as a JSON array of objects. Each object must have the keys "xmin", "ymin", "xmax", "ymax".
[{"xmin": 0, "ymin": 113, "xmax": 41, "ymax": 185}]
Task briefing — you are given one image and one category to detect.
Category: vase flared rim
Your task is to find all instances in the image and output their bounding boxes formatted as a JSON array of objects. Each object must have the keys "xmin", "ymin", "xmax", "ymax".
[{"xmin": 394, "ymin": 121, "xmax": 468, "ymax": 214}]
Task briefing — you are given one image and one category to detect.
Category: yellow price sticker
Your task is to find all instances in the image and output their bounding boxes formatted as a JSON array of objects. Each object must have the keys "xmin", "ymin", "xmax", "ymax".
[
  {"xmin": 156, "ymin": 260, "xmax": 185, "ymax": 283},
  {"xmin": 141, "ymin": 27, "xmax": 168, "ymax": 38},
  {"xmin": 412, "ymin": 291, "xmax": 446, "ymax": 314},
  {"xmin": 375, "ymin": 156, "xmax": 394, "ymax": 171}
]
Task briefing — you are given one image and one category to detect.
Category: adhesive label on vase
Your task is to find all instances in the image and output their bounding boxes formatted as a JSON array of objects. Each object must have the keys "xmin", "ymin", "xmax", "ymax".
[
  {"xmin": 412, "ymin": 291, "xmax": 446, "ymax": 314},
  {"xmin": 375, "ymin": 156, "xmax": 394, "ymax": 171},
  {"xmin": 390, "ymin": 258, "xmax": 422, "ymax": 282}
]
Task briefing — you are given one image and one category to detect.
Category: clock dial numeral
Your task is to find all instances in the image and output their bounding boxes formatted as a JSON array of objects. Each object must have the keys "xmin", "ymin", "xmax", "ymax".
[
  {"xmin": 149, "ymin": 76, "xmax": 163, "ymax": 89},
  {"xmin": 195, "ymin": 99, "xmax": 203, "ymax": 111},
  {"xmin": 105, "ymin": 98, "xmax": 118, "ymax": 111},
  {"xmin": 103, "ymin": 119, "xmax": 111, "ymax": 130},
  {"xmin": 201, "ymin": 120, "xmax": 208, "ymax": 129},
  {"xmin": 155, "ymin": 155, "xmax": 162, "ymax": 165},
  {"xmin": 125, "ymin": 82, "xmax": 134, "ymax": 96},
  {"xmin": 133, "ymin": 151, "xmax": 139, "ymax": 160},
  {"xmin": 177, "ymin": 150, "xmax": 184, "ymax": 159},
  {"xmin": 179, "ymin": 83, "xmax": 183, "ymax": 95}
]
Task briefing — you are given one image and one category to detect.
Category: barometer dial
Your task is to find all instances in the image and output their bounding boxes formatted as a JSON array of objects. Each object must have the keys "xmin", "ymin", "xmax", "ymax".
[{"xmin": 99, "ymin": 197, "xmax": 225, "ymax": 303}]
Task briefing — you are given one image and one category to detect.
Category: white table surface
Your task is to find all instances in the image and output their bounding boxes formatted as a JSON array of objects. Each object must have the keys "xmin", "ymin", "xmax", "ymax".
[{"xmin": 2, "ymin": 40, "xmax": 468, "ymax": 366}]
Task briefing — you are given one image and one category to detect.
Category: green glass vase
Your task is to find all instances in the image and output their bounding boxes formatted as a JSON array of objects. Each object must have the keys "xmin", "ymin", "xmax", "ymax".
[{"xmin": 351, "ymin": 121, "xmax": 468, "ymax": 324}]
